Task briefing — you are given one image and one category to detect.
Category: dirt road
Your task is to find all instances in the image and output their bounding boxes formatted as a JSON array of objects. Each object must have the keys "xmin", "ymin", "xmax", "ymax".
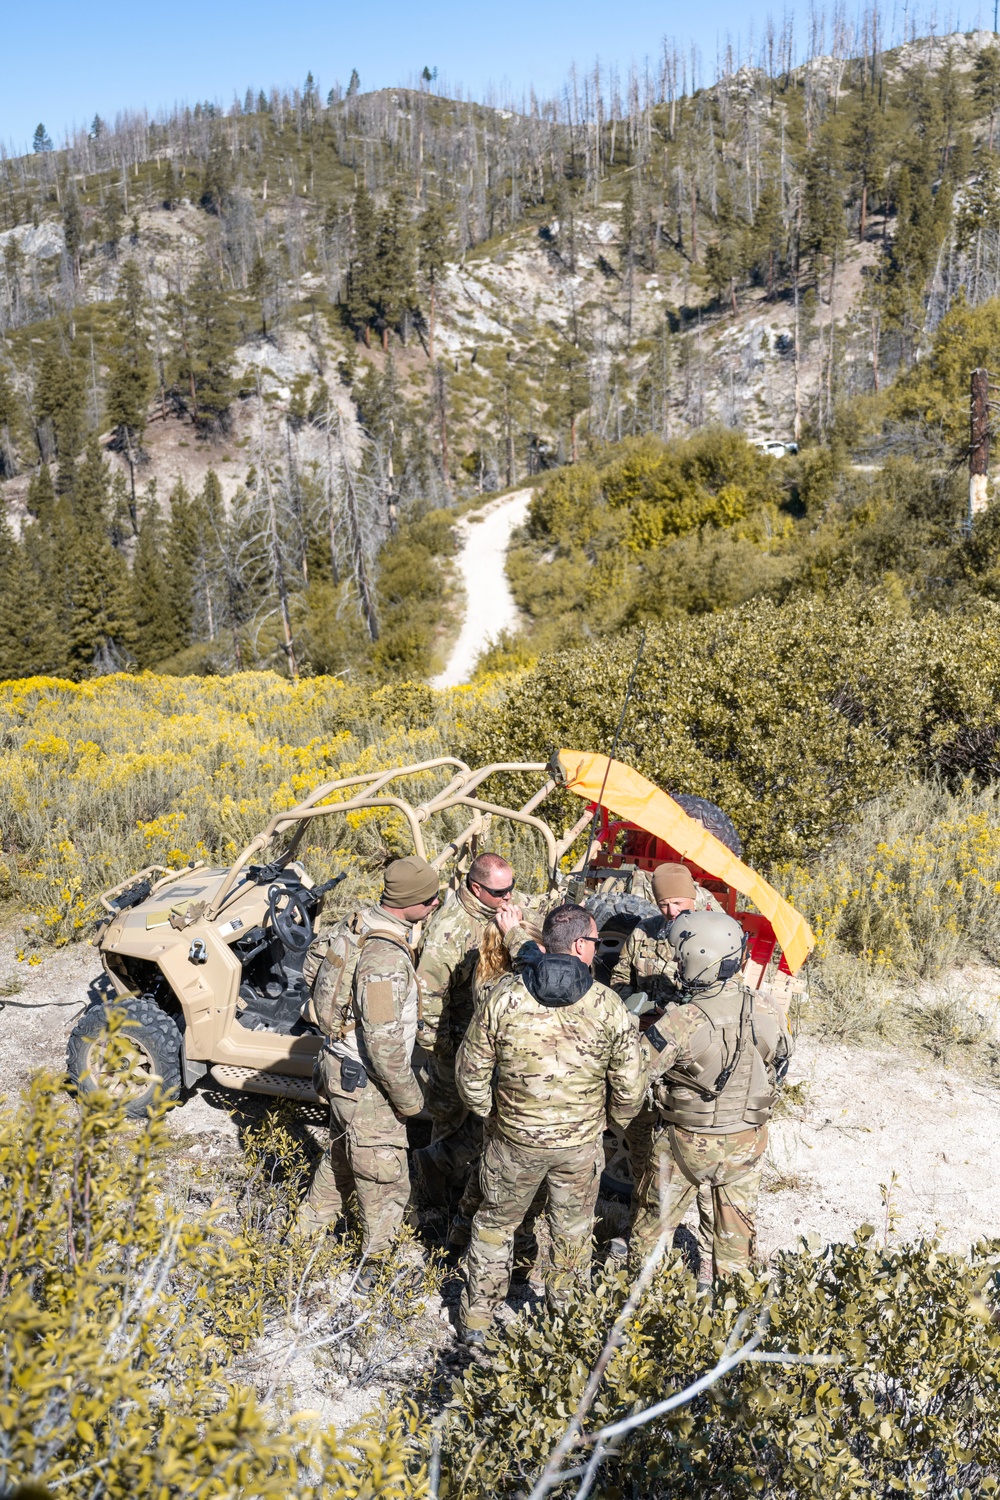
[{"xmin": 430, "ymin": 489, "xmax": 532, "ymax": 689}]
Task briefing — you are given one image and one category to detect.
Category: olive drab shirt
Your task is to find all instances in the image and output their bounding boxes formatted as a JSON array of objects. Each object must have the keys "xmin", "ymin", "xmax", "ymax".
[
  {"xmin": 324, "ymin": 905, "xmax": 424, "ymax": 1118},
  {"xmin": 455, "ymin": 974, "xmax": 646, "ymax": 1150},
  {"xmin": 610, "ymin": 884, "xmax": 724, "ymax": 1008},
  {"xmin": 640, "ymin": 978, "xmax": 792, "ymax": 1134},
  {"xmin": 416, "ymin": 883, "xmax": 499, "ymax": 1050},
  {"xmin": 417, "ymin": 883, "xmax": 541, "ymax": 1046}
]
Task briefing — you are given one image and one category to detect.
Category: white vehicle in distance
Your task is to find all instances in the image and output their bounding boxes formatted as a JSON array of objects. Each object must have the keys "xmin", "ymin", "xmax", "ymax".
[{"xmin": 754, "ymin": 440, "xmax": 799, "ymax": 458}]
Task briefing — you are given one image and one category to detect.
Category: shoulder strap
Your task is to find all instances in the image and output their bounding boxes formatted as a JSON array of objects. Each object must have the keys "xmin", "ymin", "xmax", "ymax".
[{"xmin": 353, "ymin": 926, "xmax": 422, "ymax": 1032}]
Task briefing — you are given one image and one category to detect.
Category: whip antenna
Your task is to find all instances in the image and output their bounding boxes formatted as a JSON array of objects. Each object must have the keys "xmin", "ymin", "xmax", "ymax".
[{"xmin": 580, "ymin": 629, "xmax": 647, "ymax": 876}]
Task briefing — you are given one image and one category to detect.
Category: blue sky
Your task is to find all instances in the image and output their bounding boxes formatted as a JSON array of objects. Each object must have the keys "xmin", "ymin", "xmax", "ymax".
[{"xmin": 2, "ymin": 0, "xmax": 988, "ymax": 152}]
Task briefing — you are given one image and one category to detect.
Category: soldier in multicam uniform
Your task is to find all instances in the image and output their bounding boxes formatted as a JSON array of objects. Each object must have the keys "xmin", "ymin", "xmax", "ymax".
[
  {"xmin": 630, "ymin": 910, "xmax": 792, "ymax": 1281},
  {"xmin": 455, "ymin": 904, "xmax": 645, "ymax": 1347},
  {"xmin": 414, "ymin": 853, "xmax": 524, "ymax": 1213},
  {"xmin": 296, "ymin": 855, "xmax": 441, "ymax": 1255},
  {"xmin": 610, "ymin": 862, "xmax": 724, "ymax": 1278}
]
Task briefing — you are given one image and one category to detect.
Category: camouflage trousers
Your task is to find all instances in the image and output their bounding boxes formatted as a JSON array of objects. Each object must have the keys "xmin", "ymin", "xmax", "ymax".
[
  {"xmin": 629, "ymin": 1123, "xmax": 768, "ymax": 1278},
  {"xmin": 625, "ymin": 1106, "xmax": 715, "ymax": 1280},
  {"xmin": 417, "ymin": 1044, "xmax": 483, "ymax": 1206},
  {"xmin": 297, "ymin": 1052, "xmax": 413, "ymax": 1255},
  {"xmin": 460, "ymin": 1132, "xmax": 603, "ymax": 1333},
  {"xmin": 449, "ymin": 1122, "xmax": 546, "ymax": 1274}
]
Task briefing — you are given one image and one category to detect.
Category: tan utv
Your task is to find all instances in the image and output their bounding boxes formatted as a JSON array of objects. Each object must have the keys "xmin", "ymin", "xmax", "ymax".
[
  {"xmin": 68, "ymin": 751, "xmax": 812, "ymax": 1194},
  {"xmin": 69, "ymin": 757, "xmax": 582, "ymax": 1119}
]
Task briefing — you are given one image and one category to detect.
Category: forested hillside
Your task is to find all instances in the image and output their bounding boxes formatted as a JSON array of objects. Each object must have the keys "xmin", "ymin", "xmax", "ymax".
[{"xmin": 4, "ymin": 24, "xmax": 1000, "ymax": 681}]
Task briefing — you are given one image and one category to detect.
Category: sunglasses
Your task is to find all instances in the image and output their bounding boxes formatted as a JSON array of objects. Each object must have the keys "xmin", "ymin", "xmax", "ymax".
[
  {"xmin": 577, "ymin": 934, "xmax": 599, "ymax": 946},
  {"xmin": 474, "ymin": 881, "xmax": 515, "ymax": 898}
]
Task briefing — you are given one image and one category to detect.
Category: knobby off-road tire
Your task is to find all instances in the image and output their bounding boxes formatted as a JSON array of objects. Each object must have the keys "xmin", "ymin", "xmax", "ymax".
[
  {"xmin": 584, "ymin": 892, "xmax": 658, "ymax": 986},
  {"xmin": 671, "ymin": 794, "xmax": 743, "ymax": 858},
  {"xmin": 67, "ymin": 995, "xmax": 183, "ymax": 1119}
]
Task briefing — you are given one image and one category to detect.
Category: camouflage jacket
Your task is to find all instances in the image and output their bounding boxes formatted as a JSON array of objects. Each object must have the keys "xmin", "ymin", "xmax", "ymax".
[
  {"xmin": 610, "ymin": 884, "xmax": 723, "ymax": 1007},
  {"xmin": 417, "ymin": 883, "xmax": 526, "ymax": 1048},
  {"xmin": 456, "ymin": 970, "xmax": 645, "ymax": 1150},
  {"xmin": 640, "ymin": 978, "xmax": 792, "ymax": 1134},
  {"xmin": 325, "ymin": 905, "xmax": 424, "ymax": 1118}
]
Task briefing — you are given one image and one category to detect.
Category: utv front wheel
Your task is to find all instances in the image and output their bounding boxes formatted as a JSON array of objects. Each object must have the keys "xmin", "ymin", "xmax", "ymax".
[{"xmin": 67, "ymin": 995, "xmax": 183, "ymax": 1118}]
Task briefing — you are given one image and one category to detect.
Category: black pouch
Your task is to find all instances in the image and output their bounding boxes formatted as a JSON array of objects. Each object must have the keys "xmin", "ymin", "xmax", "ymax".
[{"xmin": 340, "ymin": 1055, "xmax": 369, "ymax": 1093}]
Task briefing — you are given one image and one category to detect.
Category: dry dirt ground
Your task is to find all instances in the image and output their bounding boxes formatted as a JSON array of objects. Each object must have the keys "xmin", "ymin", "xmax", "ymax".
[
  {"xmin": 5, "ymin": 935, "xmax": 1000, "ymax": 1258},
  {"xmin": 4, "ymin": 934, "xmax": 1000, "ymax": 1421}
]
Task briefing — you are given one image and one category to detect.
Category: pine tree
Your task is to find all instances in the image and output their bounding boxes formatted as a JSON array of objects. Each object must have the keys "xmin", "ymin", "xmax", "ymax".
[
  {"xmin": 106, "ymin": 259, "xmax": 154, "ymax": 507},
  {"xmin": 132, "ymin": 487, "xmax": 179, "ymax": 667},
  {"xmin": 25, "ymin": 464, "xmax": 56, "ymax": 522},
  {"xmin": 0, "ymin": 366, "xmax": 16, "ymax": 479},
  {"xmin": 103, "ymin": 190, "xmax": 124, "ymax": 257},
  {"xmin": 417, "ymin": 201, "xmax": 448, "ymax": 362},
  {"xmin": 974, "ymin": 45, "xmax": 1000, "ymax": 151},
  {"xmin": 374, "ymin": 187, "xmax": 416, "ymax": 348},
  {"xmin": 347, "ymin": 70, "xmax": 360, "ymax": 97},
  {"xmin": 200, "ymin": 138, "xmax": 231, "ymax": 215},
  {"xmin": 62, "ymin": 190, "xmax": 83, "ymax": 283},
  {"xmin": 66, "ymin": 437, "xmax": 137, "ymax": 675},
  {"xmin": 167, "ymin": 477, "xmax": 198, "ymax": 647},
  {"xmin": 161, "ymin": 159, "xmax": 177, "ymax": 211},
  {"xmin": 0, "ymin": 518, "xmax": 65, "ymax": 679},
  {"xmin": 170, "ymin": 268, "xmax": 237, "ymax": 429},
  {"xmin": 346, "ymin": 184, "xmax": 379, "ymax": 346},
  {"xmin": 846, "ymin": 95, "xmax": 887, "ymax": 242},
  {"xmin": 32, "ymin": 124, "xmax": 53, "ymax": 154},
  {"xmin": 34, "ymin": 338, "xmax": 86, "ymax": 492}
]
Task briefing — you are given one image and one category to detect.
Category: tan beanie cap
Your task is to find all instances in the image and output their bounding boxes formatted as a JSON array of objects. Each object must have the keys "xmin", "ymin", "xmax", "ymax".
[
  {"xmin": 651, "ymin": 861, "xmax": 696, "ymax": 902},
  {"xmin": 382, "ymin": 855, "xmax": 440, "ymax": 907}
]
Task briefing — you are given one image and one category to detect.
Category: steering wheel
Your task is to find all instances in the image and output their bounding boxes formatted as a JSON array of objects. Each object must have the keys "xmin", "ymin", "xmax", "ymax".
[{"xmin": 267, "ymin": 885, "xmax": 313, "ymax": 953}]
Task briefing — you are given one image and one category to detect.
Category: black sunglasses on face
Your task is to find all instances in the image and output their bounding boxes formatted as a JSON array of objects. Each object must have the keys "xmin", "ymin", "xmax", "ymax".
[
  {"xmin": 474, "ymin": 881, "xmax": 515, "ymax": 898},
  {"xmin": 577, "ymin": 934, "xmax": 599, "ymax": 946}
]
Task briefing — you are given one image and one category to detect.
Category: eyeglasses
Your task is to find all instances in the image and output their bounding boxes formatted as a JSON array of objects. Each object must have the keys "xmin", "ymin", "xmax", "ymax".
[
  {"xmin": 474, "ymin": 881, "xmax": 515, "ymax": 898},
  {"xmin": 577, "ymin": 934, "xmax": 599, "ymax": 946}
]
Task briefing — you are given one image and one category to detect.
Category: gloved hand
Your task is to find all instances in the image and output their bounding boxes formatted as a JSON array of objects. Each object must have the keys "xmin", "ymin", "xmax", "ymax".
[{"xmin": 622, "ymin": 989, "xmax": 656, "ymax": 1017}]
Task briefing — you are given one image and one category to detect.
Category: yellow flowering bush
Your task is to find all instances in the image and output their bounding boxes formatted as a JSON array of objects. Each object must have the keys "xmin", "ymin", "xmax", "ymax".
[
  {"xmin": 781, "ymin": 779, "xmax": 1000, "ymax": 976},
  {"xmin": 0, "ymin": 1069, "xmax": 433, "ymax": 1498},
  {"xmin": 0, "ymin": 672, "xmax": 505, "ymax": 947}
]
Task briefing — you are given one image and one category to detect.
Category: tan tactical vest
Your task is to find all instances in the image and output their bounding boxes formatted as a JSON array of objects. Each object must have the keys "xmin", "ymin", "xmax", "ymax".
[
  {"xmin": 303, "ymin": 908, "xmax": 419, "ymax": 1068},
  {"xmin": 654, "ymin": 982, "xmax": 781, "ymax": 1134}
]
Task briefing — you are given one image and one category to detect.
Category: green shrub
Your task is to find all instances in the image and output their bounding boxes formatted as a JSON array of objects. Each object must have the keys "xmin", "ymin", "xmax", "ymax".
[
  {"xmin": 462, "ymin": 589, "xmax": 1000, "ymax": 864},
  {"xmin": 0, "ymin": 1069, "xmax": 431, "ymax": 1497},
  {"xmin": 442, "ymin": 1233, "xmax": 1000, "ymax": 1499}
]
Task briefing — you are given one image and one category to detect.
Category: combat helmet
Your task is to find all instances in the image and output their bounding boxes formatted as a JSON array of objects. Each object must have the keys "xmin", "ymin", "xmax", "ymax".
[{"xmin": 667, "ymin": 910, "xmax": 748, "ymax": 990}]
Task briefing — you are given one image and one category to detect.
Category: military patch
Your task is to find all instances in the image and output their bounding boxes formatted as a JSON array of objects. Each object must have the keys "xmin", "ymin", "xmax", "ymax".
[{"xmin": 363, "ymin": 979, "xmax": 396, "ymax": 1025}]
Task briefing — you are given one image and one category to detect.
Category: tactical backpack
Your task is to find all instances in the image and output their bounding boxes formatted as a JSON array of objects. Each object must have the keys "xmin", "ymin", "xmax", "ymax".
[{"xmin": 302, "ymin": 910, "xmax": 414, "ymax": 1040}]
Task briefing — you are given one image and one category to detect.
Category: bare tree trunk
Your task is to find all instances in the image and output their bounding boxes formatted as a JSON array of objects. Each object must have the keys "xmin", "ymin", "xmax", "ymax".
[
  {"xmin": 792, "ymin": 224, "xmax": 802, "ymax": 444},
  {"xmin": 690, "ymin": 178, "xmax": 698, "ymax": 263},
  {"xmin": 342, "ymin": 457, "xmax": 379, "ymax": 641},
  {"xmin": 825, "ymin": 253, "xmax": 837, "ymax": 425},
  {"xmin": 435, "ymin": 361, "xmax": 450, "ymax": 490},
  {"xmin": 262, "ymin": 462, "xmax": 299, "ymax": 680},
  {"xmin": 428, "ymin": 276, "xmax": 436, "ymax": 363}
]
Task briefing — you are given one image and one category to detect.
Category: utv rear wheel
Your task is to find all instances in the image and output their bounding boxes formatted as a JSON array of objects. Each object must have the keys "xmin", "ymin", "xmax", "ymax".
[
  {"xmin": 584, "ymin": 892, "xmax": 658, "ymax": 985},
  {"xmin": 67, "ymin": 995, "xmax": 183, "ymax": 1119}
]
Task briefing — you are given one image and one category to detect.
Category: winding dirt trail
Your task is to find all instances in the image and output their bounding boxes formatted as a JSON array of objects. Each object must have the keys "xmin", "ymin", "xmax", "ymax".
[{"xmin": 430, "ymin": 489, "xmax": 532, "ymax": 689}]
